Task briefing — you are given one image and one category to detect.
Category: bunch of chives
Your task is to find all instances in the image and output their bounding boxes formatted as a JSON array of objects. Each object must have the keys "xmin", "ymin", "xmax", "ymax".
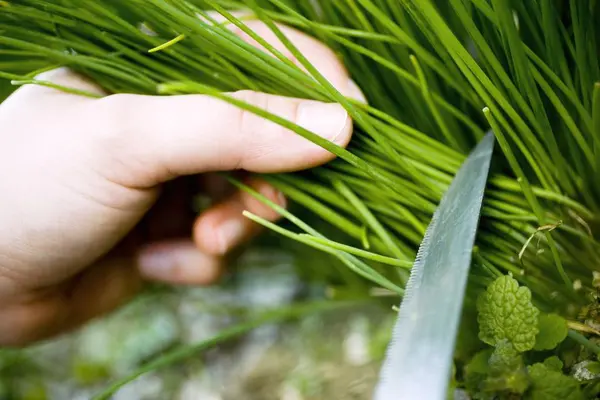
[{"xmin": 0, "ymin": 0, "xmax": 598, "ymax": 312}]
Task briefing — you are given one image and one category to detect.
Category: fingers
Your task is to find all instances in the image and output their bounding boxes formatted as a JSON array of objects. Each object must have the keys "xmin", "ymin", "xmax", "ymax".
[
  {"xmin": 0, "ymin": 257, "xmax": 141, "ymax": 346},
  {"xmin": 0, "ymin": 290, "xmax": 69, "ymax": 346},
  {"xmin": 137, "ymin": 239, "xmax": 222, "ymax": 285},
  {"xmin": 67, "ymin": 256, "xmax": 142, "ymax": 326},
  {"xmin": 194, "ymin": 178, "xmax": 285, "ymax": 255},
  {"xmin": 0, "ymin": 242, "xmax": 223, "ymax": 346},
  {"xmin": 22, "ymin": 20, "xmax": 362, "ymax": 190},
  {"xmin": 89, "ymin": 90, "xmax": 352, "ymax": 187}
]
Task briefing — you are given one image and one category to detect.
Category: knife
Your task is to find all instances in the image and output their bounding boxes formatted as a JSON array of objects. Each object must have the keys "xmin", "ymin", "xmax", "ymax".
[{"xmin": 374, "ymin": 131, "xmax": 495, "ymax": 400}]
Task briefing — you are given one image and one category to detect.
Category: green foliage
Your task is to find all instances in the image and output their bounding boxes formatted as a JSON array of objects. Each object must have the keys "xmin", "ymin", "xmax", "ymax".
[
  {"xmin": 462, "ymin": 276, "xmax": 592, "ymax": 399},
  {"xmin": 583, "ymin": 379, "xmax": 600, "ymax": 399},
  {"xmin": 535, "ymin": 313, "xmax": 568, "ymax": 351},
  {"xmin": 489, "ymin": 340, "xmax": 522, "ymax": 376},
  {"xmin": 527, "ymin": 362, "xmax": 584, "ymax": 400},
  {"xmin": 463, "ymin": 343, "xmax": 529, "ymax": 398},
  {"xmin": 585, "ymin": 362, "xmax": 600, "ymax": 375},
  {"xmin": 464, "ymin": 338, "xmax": 587, "ymax": 400},
  {"xmin": 483, "ymin": 340, "xmax": 529, "ymax": 394},
  {"xmin": 0, "ymin": 78, "xmax": 15, "ymax": 101},
  {"xmin": 543, "ymin": 356, "xmax": 564, "ymax": 371},
  {"xmin": 72, "ymin": 361, "xmax": 111, "ymax": 385},
  {"xmin": 464, "ymin": 349, "xmax": 493, "ymax": 394},
  {"xmin": 477, "ymin": 275, "xmax": 539, "ymax": 352}
]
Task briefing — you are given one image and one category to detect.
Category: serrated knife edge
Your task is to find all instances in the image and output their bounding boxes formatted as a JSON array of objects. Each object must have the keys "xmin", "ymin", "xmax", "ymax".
[{"xmin": 374, "ymin": 132, "xmax": 495, "ymax": 400}]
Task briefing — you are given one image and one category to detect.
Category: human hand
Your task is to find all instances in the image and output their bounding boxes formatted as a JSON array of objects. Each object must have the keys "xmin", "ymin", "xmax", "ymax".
[{"xmin": 0, "ymin": 20, "xmax": 363, "ymax": 346}]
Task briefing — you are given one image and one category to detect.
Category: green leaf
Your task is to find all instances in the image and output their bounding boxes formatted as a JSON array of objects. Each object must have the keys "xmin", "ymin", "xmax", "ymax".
[
  {"xmin": 526, "ymin": 362, "xmax": 584, "ymax": 400},
  {"xmin": 482, "ymin": 340, "xmax": 530, "ymax": 394},
  {"xmin": 584, "ymin": 361, "xmax": 600, "ymax": 375},
  {"xmin": 464, "ymin": 349, "xmax": 493, "ymax": 394},
  {"xmin": 477, "ymin": 275, "xmax": 540, "ymax": 351},
  {"xmin": 488, "ymin": 340, "xmax": 523, "ymax": 377},
  {"xmin": 543, "ymin": 356, "xmax": 564, "ymax": 371},
  {"xmin": 534, "ymin": 313, "xmax": 568, "ymax": 350}
]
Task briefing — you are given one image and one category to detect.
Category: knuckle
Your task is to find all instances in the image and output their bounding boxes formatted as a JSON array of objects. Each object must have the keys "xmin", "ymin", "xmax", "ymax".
[
  {"xmin": 232, "ymin": 90, "xmax": 274, "ymax": 137},
  {"xmin": 228, "ymin": 90, "xmax": 277, "ymax": 169},
  {"xmin": 92, "ymin": 94, "xmax": 131, "ymax": 139},
  {"xmin": 227, "ymin": 90, "xmax": 302, "ymax": 169},
  {"xmin": 88, "ymin": 94, "xmax": 140, "ymax": 155},
  {"xmin": 84, "ymin": 94, "xmax": 150, "ymax": 184}
]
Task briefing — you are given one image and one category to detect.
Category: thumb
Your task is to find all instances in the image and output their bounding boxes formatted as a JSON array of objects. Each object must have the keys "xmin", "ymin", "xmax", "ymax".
[{"xmin": 87, "ymin": 90, "xmax": 352, "ymax": 188}]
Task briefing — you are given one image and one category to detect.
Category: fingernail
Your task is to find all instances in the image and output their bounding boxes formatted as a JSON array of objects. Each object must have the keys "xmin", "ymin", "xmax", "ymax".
[
  {"xmin": 258, "ymin": 183, "xmax": 287, "ymax": 209},
  {"xmin": 139, "ymin": 243, "xmax": 221, "ymax": 284},
  {"xmin": 139, "ymin": 249, "xmax": 170, "ymax": 277},
  {"xmin": 297, "ymin": 102, "xmax": 350, "ymax": 143},
  {"xmin": 139, "ymin": 245, "xmax": 202, "ymax": 280},
  {"xmin": 216, "ymin": 218, "xmax": 246, "ymax": 254},
  {"xmin": 276, "ymin": 190, "xmax": 287, "ymax": 209},
  {"xmin": 347, "ymin": 79, "xmax": 367, "ymax": 103}
]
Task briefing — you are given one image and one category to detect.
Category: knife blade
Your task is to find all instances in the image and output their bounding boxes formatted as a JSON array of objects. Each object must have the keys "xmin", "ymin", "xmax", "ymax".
[{"xmin": 374, "ymin": 131, "xmax": 495, "ymax": 400}]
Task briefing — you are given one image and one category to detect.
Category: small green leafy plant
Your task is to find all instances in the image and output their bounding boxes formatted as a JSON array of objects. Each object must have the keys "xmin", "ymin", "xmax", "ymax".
[{"xmin": 462, "ymin": 274, "xmax": 598, "ymax": 400}]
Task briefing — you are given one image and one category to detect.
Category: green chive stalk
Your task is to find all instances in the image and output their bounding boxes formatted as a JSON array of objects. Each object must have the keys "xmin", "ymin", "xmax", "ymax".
[{"xmin": 1, "ymin": 0, "xmax": 599, "ymax": 313}]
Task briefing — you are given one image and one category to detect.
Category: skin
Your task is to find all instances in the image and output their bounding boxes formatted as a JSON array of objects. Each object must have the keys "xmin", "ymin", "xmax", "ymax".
[{"xmin": 0, "ymin": 19, "xmax": 364, "ymax": 346}]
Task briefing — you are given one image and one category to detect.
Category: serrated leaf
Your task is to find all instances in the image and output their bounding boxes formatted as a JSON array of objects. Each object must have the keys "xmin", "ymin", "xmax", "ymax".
[
  {"xmin": 527, "ymin": 363, "xmax": 584, "ymax": 400},
  {"xmin": 534, "ymin": 313, "xmax": 568, "ymax": 350},
  {"xmin": 477, "ymin": 275, "xmax": 540, "ymax": 352}
]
